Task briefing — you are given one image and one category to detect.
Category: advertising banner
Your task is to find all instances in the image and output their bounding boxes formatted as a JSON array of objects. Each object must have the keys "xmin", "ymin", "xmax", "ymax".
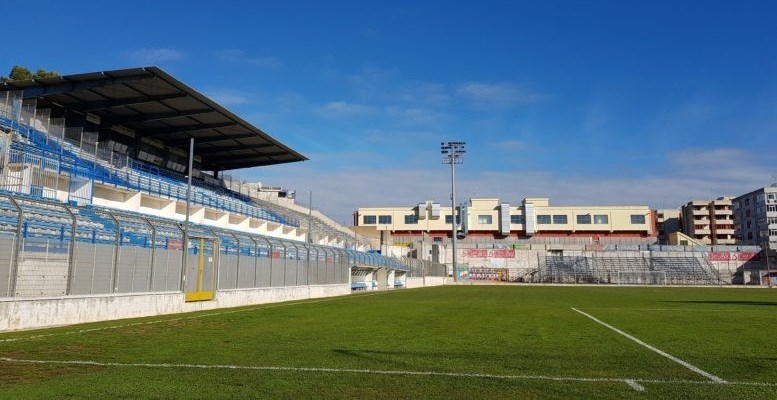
[{"xmin": 461, "ymin": 249, "xmax": 516, "ymax": 258}]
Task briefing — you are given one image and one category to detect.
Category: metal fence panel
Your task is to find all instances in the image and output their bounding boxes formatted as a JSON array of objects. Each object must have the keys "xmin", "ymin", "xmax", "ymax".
[
  {"xmin": 152, "ymin": 249, "xmax": 182, "ymax": 292},
  {"xmin": 237, "ymin": 257, "xmax": 256, "ymax": 289},
  {"xmin": 219, "ymin": 254, "xmax": 238, "ymax": 290},
  {"xmin": 92, "ymin": 244, "xmax": 115, "ymax": 294},
  {"xmin": 185, "ymin": 250, "xmax": 200, "ymax": 294},
  {"xmin": 115, "ymin": 247, "xmax": 134, "ymax": 293},
  {"xmin": 0, "ymin": 237, "xmax": 14, "ymax": 297},
  {"xmin": 16, "ymin": 237, "xmax": 69, "ymax": 297},
  {"xmin": 132, "ymin": 247, "xmax": 153, "ymax": 293},
  {"xmin": 71, "ymin": 242, "xmax": 96, "ymax": 295},
  {"xmin": 258, "ymin": 257, "xmax": 272, "ymax": 287}
]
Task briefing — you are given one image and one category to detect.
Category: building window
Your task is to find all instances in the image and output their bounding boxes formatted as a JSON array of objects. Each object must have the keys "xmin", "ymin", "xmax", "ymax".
[
  {"xmin": 630, "ymin": 214, "xmax": 646, "ymax": 224},
  {"xmin": 768, "ymin": 205, "xmax": 777, "ymax": 212},
  {"xmin": 577, "ymin": 214, "xmax": 591, "ymax": 224},
  {"xmin": 748, "ymin": 232, "xmax": 753, "ymax": 240},
  {"xmin": 363, "ymin": 215, "xmax": 376, "ymax": 224},
  {"xmin": 445, "ymin": 215, "xmax": 461, "ymax": 224},
  {"xmin": 378, "ymin": 215, "xmax": 392, "ymax": 224},
  {"xmin": 404, "ymin": 214, "xmax": 418, "ymax": 224},
  {"xmin": 537, "ymin": 215, "xmax": 551, "ymax": 224},
  {"xmin": 510, "ymin": 215, "xmax": 525, "ymax": 224},
  {"xmin": 552, "ymin": 215, "xmax": 568, "ymax": 224},
  {"xmin": 478, "ymin": 215, "xmax": 492, "ymax": 225},
  {"xmin": 594, "ymin": 214, "xmax": 609, "ymax": 224}
]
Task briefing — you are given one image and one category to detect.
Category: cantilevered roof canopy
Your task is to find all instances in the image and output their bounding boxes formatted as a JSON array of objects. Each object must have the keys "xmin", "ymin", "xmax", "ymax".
[{"xmin": 0, "ymin": 66, "xmax": 307, "ymax": 171}]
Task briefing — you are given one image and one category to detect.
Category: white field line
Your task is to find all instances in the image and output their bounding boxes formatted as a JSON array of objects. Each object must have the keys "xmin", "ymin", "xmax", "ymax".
[
  {"xmin": 580, "ymin": 308, "xmax": 764, "ymax": 312},
  {"xmin": 571, "ymin": 307, "xmax": 727, "ymax": 384},
  {"xmin": 0, "ymin": 291, "xmax": 394, "ymax": 344},
  {"xmin": 624, "ymin": 379, "xmax": 645, "ymax": 391},
  {"xmin": 2, "ymin": 357, "xmax": 776, "ymax": 391}
]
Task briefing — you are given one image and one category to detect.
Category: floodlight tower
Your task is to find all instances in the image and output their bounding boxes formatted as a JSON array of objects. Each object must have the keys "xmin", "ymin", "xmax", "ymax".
[{"xmin": 441, "ymin": 141, "xmax": 465, "ymax": 282}]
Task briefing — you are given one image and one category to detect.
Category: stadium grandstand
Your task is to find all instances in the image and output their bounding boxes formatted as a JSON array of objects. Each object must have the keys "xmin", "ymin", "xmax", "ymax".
[
  {"xmin": 356, "ymin": 198, "xmax": 766, "ymax": 285},
  {"xmin": 0, "ymin": 67, "xmax": 448, "ymax": 330}
]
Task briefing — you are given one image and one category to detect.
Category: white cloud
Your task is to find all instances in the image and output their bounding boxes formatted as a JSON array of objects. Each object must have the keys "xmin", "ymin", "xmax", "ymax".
[
  {"xmin": 242, "ymin": 147, "xmax": 773, "ymax": 223},
  {"xmin": 490, "ymin": 139, "xmax": 530, "ymax": 150},
  {"xmin": 346, "ymin": 67, "xmax": 399, "ymax": 97},
  {"xmin": 206, "ymin": 90, "xmax": 250, "ymax": 105},
  {"xmin": 385, "ymin": 106, "xmax": 444, "ymax": 126},
  {"xmin": 314, "ymin": 101, "xmax": 375, "ymax": 118},
  {"xmin": 215, "ymin": 49, "xmax": 282, "ymax": 69},
  {"xmin": 124, "ymin": 48, "xmax": 184, "ymax": 64},
  {"xmin": 457, "ymin": 82, "xmax": 549, "ymax": 107}
]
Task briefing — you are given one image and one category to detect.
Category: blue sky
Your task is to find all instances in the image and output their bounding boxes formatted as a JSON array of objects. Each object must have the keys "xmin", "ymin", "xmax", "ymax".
[{"xmin": 3, "ymin": 1, "xmax": 777, "ymax": 223}]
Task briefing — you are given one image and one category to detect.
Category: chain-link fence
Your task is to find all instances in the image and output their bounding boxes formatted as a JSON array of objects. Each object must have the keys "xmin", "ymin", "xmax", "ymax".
[
  {"xmin": 0, "ymin": 193, "xmax": 414, "ymax": 299},
  {"xmin": 401, "ymin": 256, "xmax": 447, "ymax": 278}
]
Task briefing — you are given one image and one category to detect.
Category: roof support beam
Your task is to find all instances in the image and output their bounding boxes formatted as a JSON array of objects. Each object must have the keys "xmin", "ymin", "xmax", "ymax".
[
  {"xmin": 209, "ymin": 151, "xmax": 289, "ymax": 161},
  {"xmin": 144, "ymin": 121, "xmax": 237, "ymax": 137},
  {"xmin": 11, "ymin": 71, "xmax": 155, "ymax": 98},
  {"xmin": 196, "ymin": 143, "xmax": 275, "ymax": 154},
  {"xmin": 209, "ymin": 158, "xmax": 300, "ymax": 170},
  {"xmin": 108, "ymin": 108, "xmax": 214, "ymax": 125},
  {"xmin": 69, "ymin": 93, "xmax": 188, "ymax": 112},
  {"xmin": 167, "ymin": 132, "xmax": 256, "ymax": 146}
]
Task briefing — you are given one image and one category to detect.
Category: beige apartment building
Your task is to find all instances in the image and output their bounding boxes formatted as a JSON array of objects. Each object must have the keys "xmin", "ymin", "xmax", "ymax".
[
  {"xmin": 655, "ymin": 208, "xmax": 681, "ymax": 244},
  {"xmin": 354, "ymin": 197, "xmax": 655, "ymax": 240},
  {"xmin": 680, "ymin": 197, "xmax": 735, "ymax": 245}
]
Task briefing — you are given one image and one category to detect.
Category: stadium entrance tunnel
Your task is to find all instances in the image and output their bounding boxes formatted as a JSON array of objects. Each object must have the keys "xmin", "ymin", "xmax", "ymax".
[{"xmin": 350, "ymin": 266, "xmax": 406, "ymax": 291}]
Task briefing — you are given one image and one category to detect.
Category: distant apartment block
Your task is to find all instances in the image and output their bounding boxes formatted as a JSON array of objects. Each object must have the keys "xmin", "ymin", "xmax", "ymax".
[
  {"xmin": 655, "ymin": 208, "xmax": 681, "ymax": 244},
  {"xmin": 681, "ymin": 198, "xmax": 735, "ymax": 245},
  {"xmin": 354, "ymin": 197, "xmax": 655, "ymax": 240},
  {"xmin": 733, "ymin": 186, "xmax": 777, "ymax": 250}
]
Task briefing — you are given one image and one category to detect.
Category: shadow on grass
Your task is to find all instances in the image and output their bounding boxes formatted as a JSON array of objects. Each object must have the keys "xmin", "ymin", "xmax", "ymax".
[
  {"xmin": 331, "ymin": 348, "xmax": 507, "ymax": 370},
  {"xmin": 663, "ymin": 300, "xmax": 777, "ymax": 307}
]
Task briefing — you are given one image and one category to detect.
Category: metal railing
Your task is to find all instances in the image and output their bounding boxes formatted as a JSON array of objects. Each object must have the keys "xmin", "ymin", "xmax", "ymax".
[{"xmin": 0, "ymin": 193, "xmax": 411, "ymax": 299}]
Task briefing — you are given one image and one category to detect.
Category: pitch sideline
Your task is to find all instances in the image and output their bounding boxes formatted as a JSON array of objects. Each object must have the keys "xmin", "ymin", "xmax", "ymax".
[
  {"xmin": 2, "ymin": 357, "xmax": 776, "ymax": 392},
  {"xmin": 571, "ymin": 307, "xmax": 727, "ymax": 384},
  {"xmin": 0, "ymin": 290, "xmax": 397, "ymax": 343}
]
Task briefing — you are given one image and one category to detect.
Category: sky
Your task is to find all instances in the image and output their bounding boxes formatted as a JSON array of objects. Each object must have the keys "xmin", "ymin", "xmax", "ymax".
[{"xmin": 3, "ymin": 1, "xmax": 777, "ymax": 224}]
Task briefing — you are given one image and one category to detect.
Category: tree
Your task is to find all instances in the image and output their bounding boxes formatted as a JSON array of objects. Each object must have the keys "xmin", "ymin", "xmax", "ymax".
[
  {"xmin": 33, "ymin": 68, "xmax": 59, "ymax": 79},
  {"xmin": 9, "ymin": 65, "xmax": 33, "ymax": 81},
  {"xmin": 1, "ymin": 65, "xmax": 60, "ymax": 82}
]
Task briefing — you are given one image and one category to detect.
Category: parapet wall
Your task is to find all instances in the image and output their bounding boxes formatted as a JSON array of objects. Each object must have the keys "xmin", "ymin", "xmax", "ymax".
[
  {"xmin": 0, "ymin": 284, "xmax": 349, "ymax": 332},
  {"xmin": 456, "ymin": 248, "xmax": 763, "ymax": 284}
]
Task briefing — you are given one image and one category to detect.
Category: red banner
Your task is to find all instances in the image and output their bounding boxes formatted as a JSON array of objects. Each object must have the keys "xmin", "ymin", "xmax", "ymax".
[
  {"xmin": 167, "ymin": 239, "xmax": 183, "ymax": 250},
  {"xmin": 708, "ymin": 252, "xmax": 731, "ymax": 261},
  {"xmin": 271, "ymin": 251, "xmax": 281, "ymax": 259},
  {"xmin": 708, "ymin": 252, "xmax": 760, "ymax": 262},
  {"xmin": 490, "ymin": 249, "xmax": 515, "ymax": 258},
  {"xmin": 460, "ymin": 249, "xmax": 515, "ymax": 258},
  {"xmin": 735, "ymin": 252, "xmax": 759, "ymax": 261},
  {"xmin": 462, "ymin": 249, "xmax": 488, "ymax": 258}
]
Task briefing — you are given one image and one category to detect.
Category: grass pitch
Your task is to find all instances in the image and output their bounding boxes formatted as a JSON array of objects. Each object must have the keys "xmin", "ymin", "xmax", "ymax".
[{"xmin": 1, "ymin": 285, "xmax": 775, "ymax": 399}]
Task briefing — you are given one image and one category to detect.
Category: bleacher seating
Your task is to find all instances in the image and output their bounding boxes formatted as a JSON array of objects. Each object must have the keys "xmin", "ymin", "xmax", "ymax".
[
  {"xmin": 542, "ymin": 253, "xmax": 719, "ymax": 285},
  {"xmin": 0, "ymin": 113, "xmax": 295, "ymax": 227}
]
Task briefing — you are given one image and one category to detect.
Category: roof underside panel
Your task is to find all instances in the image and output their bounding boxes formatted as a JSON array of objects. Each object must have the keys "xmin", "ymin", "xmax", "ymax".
[{"xmin": 0, "ymin": 66, "xmax": 307, "ymax": 171}]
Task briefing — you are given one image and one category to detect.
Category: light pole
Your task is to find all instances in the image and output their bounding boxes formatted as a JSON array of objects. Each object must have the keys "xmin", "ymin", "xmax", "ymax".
[
  {"xmin": 441, "ymin": 141, "xmax": 465, "ymax": 282},
  {"xmin": 307, "ymin": 190, "xmax": 313, "ymax": 244},
  {"xmin": 763, "ymin": 238, "xmax": 772, "ymax": 288}
]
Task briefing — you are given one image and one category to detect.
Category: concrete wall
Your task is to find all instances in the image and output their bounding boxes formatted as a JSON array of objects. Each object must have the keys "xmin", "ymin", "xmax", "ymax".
[
  {"xmin": 405, "ymin": 276, "xmax": 445, "ymax": 288},
  {"xmin": 0, "ymin": 284, "xmax": 349, "ymax": 332}
]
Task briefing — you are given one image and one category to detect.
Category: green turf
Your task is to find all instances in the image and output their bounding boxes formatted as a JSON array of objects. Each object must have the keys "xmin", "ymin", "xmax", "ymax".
[{"xmin": 1, "ymin": 286, "xmax": 776, "ymax": 399}]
